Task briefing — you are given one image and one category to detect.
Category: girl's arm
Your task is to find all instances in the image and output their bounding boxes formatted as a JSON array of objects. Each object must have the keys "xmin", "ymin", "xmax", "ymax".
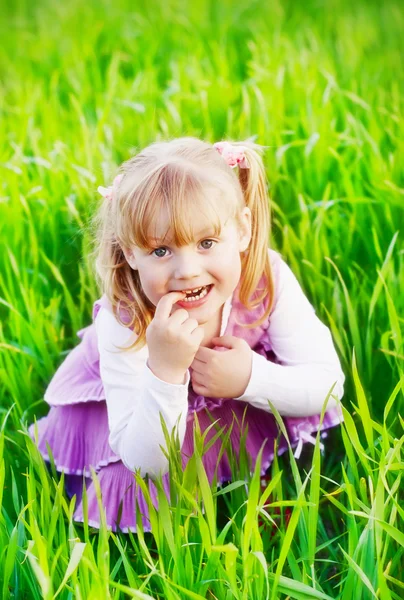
[
  {"xmin": 96, "ymin": 307, "xmax": 189, "ymax": 477},
  {"xmin": 235, "ymin": 252, "xmax": 345, "ymax": 416}
]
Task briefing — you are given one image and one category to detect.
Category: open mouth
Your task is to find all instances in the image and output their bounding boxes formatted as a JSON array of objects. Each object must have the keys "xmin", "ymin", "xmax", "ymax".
[{"xmin": 180, "ymin": 284, "xmax": 212, "ymax": 302}]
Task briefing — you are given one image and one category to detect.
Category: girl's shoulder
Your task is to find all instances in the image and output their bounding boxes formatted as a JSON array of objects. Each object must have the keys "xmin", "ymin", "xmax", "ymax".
[
  {"xmin": 266, "ymin": 249, "xmax": 317, "ymax": 317},
  {"xmin": 268, "ymin": 247, "xmax": 282, "ymax": 269},
  {"xmin": 93, "ymin": 295, "xmax": 133, "ymax": 325},
  {"xmin": 92, "ymin": 296, "xmax": 141, "ymax": 354},
  {"xmin": 93, "ymin": 295, "xmax": 111, "ymax": 321},
  {"xmin": 267, "ymin": 248, "xmax": 302, "ymax": 287},
  {"xmin": 266, "ymin": 247, "xmax": 285, "ymax": 290}
]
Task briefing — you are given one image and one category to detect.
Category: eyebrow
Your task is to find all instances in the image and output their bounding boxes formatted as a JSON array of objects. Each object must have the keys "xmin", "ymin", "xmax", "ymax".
[{"xmin": 150, "ymin": 228, "xmax": 216, "ymax": 244}]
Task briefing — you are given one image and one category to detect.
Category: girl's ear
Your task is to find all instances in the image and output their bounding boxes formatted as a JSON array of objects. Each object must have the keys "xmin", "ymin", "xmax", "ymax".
[
  {"xmin": 122, "ymin": 247, "xmax": 138, "ymax": 270},
  {"xmin": 238, "ymin": 207, "xmax": 252, "ymax": 252}
]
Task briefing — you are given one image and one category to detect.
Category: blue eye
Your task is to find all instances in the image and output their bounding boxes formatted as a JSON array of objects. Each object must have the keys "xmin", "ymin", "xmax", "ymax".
[
  {"xmin": 200, "ymin": 239, "xmax": 215, "ymax": 250},
  {"xmin": 152, "ymin": 247, "xmax": 168, "ymax": 258}
]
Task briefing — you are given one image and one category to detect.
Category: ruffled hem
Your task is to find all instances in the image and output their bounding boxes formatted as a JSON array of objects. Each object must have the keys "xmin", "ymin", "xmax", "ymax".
[
  {"xmin": 28, "ymin": 402, "xmax": 119, "ymax": 477},
  {"xmin": 44, "ymin": 324, "xmax": 106, "ymax": 407},
  {"xmin": 28, "ymin": 398, "xmax": 341, "ymax": 532},
  {"xmin": 29, "ymin": 399, "xmax": 287, "ymax": 531}
]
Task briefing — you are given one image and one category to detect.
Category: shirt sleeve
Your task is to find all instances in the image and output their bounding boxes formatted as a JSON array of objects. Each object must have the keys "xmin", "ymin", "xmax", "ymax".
[
  {"xmin": 95, "ymin": 307, "xmax": 190, "ymax": 477},
  {"xmin": 234, "ymin": 252, "xmax": 345, "ymax": 416}
]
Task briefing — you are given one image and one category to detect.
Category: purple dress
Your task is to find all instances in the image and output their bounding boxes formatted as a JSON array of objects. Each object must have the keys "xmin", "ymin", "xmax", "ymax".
[{"xmin": 29, "ymin": 258, "xmax": 343, "ymax": 532}]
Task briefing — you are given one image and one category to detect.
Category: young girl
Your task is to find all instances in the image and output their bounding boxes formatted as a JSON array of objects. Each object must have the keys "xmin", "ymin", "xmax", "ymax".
[{"xmin": 29, "ymin": 137, "xmax": 344, "ymax": 533}]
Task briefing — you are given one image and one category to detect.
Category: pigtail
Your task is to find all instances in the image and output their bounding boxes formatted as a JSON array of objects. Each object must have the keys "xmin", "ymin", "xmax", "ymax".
[
  {"xmin": 92, "ymin": 188, "xmax": 154, "ymax": 349},
  {"xmin": 237, "ymin": 141, "xmax": 275, "ymax": 323}
]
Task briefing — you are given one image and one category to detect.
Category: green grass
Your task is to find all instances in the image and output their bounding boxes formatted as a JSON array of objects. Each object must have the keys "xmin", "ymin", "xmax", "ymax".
[{"xmin": 0, "ymin": 0, "xmax": 403, "ymax": 597}]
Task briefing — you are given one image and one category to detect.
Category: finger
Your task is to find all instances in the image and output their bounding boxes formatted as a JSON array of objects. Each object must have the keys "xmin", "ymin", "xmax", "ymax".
[
  {"xmin": 168, "ymin": 307, "xmax": 191, "ymax": 326},
  {"xmin": 190, "ymin": 356, "xmax": 207, "ymax": 373},
  {"xmin": 191, "ymin": 380, "xmax": 208, "ymax": 395},
  {"xmin": 211, "ymin": 335, "xmax": 240, "ymax": 350},
  {"xmin": 191, "ymin": 372, "xmax": 206, "ymax": 386},
  {"xmin": 180, "ymin": 318, "xmax": 200, "ymax": 334},
  {"xmin": 190, "ymin": 325, "xmax": 205, "ymax": 345},
  {"xmin": 154, "ymin": 291, "xmax": 186, "ymax": 320},
  {"xmin": 194, "ymin": 346, "xmax": 216, "ymax": 362}
]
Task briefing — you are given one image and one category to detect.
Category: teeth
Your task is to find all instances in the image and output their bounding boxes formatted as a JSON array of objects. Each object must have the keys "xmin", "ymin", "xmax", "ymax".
[
  {"xmin": 182, "ymin": 286, "xmax": 203, "ymax": 294},
  {"xmin": 182, "ymin": 285, "xmax": 210, "ymax": 302}
]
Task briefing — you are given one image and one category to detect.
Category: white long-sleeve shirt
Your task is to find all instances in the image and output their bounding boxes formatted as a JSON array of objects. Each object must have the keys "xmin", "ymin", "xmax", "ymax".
[{"xmin": 96, "ymin": 251, "xmax": 345, "ymax": 476}]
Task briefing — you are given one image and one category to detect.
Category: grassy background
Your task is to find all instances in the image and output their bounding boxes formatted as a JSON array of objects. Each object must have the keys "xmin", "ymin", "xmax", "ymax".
[{"xmin": 0, "ymin": 0, "xmax": 403, "ymax": 597}]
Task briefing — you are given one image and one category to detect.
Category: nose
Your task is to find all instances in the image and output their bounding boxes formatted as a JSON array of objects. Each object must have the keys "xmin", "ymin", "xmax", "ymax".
[{"xmin": 173, "ymin": 252, "xmax": 202, "ymax": 281}]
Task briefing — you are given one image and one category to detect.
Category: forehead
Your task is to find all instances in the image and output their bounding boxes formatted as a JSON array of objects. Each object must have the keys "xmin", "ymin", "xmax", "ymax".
[
  {"xmin": 149, "ymin": 207, "xmax": 227, "ymax": 245},
  {"xmin": 128, "ymin": 169, "xmax": 241, "ymax": 250}
]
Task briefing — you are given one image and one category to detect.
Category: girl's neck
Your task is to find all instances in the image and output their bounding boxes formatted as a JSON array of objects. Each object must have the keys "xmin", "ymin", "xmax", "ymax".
[{"xmin": 200, "ymin": 307, "xmax": 223, "ymax": 348}]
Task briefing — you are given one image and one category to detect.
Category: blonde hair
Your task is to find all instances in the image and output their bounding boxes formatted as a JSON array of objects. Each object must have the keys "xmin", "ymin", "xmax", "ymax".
[{"xmin": 93, "ymin": 137, "xmax": 274, "ymax": 349}]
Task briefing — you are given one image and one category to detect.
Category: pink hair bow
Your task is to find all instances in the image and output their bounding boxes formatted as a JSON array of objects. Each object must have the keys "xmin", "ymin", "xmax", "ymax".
[
  {"xmin": 97, "ymin": 173, "xmax": 124, "ymax": 201},
  {"xmin": 213, "ymin": 141, "xmax": 250, "ymax": 169}
]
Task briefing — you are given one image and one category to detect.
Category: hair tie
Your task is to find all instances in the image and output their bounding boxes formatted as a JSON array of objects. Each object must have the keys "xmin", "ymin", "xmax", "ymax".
[
  {"xmin": 213, "ymin": 141, "xmax": 250, "ymax": 169},
  {"xmin": 97, "ymin": 173, "xmax": 124, "ymax": 201}
]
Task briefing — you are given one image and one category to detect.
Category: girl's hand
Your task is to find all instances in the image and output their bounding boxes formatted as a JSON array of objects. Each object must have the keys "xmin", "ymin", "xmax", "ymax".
[
  {"xmin": 190, "ymin": 335, "xmax": 253, "ymax": 398},
  {"xmin": 146, "ymin": 292, "xmax": 204, "ymax": 385}
]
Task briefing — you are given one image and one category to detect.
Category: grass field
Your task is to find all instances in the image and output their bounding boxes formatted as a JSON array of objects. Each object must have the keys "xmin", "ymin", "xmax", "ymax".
[{"xmin": 0, "ymin": 0, "xmax": 403, "ymax": 597}]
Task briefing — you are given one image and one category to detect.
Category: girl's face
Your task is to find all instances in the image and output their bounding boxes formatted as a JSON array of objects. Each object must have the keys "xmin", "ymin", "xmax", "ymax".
[{"xmin": 123, "ymin": 208, "xmax": 251, "ymax": 327}]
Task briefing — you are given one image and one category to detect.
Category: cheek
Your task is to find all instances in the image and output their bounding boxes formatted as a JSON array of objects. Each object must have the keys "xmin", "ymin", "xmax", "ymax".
[
  {"xmin": 217, "ymin": 245, "xmax": 242, "ymax": 271},
  {"xmin": 213, "ymin": 249, "xmax": 242, "ymax": 284},
  {"xmin": 137, "ymin": 271, "xmax": 159, "ymax": 296},
  {"xmin": 135, "ymin": 260, "xmax": 169, "ymax": 305}
]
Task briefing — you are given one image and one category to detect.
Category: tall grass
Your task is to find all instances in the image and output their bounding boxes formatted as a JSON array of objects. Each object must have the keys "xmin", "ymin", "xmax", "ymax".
[{"xmin": 0, "ymin": 0, "xmax": 403, "ymax": 597}]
